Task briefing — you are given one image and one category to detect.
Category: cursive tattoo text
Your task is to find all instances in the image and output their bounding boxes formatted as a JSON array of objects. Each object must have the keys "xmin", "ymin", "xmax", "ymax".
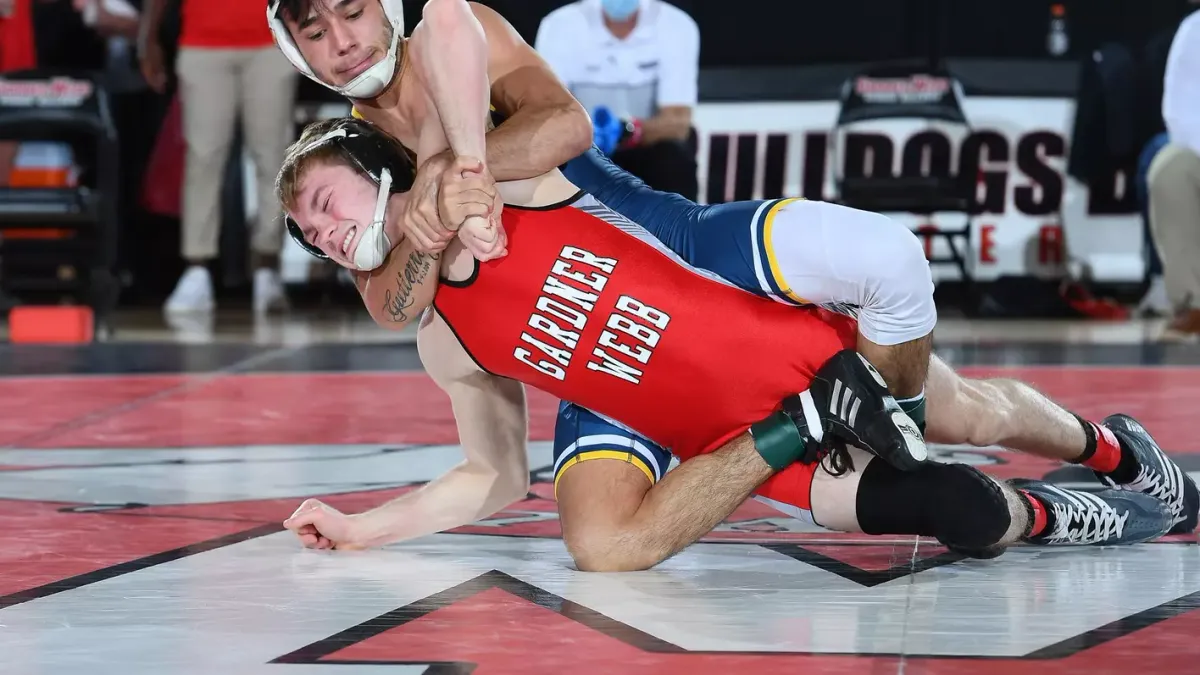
[{"xmin": 382, "ymin": 251, "xmax": 438, "ymax": 323}]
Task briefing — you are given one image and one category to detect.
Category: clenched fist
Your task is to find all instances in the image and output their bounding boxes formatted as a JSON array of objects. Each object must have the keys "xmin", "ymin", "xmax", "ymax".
[
  {"xmin": 439, "ymin": 156, "xmax": 507, "ymax": 262},
  {"xmin": 284, "ymin": 499, "xmax": 367, "ymax": 551}
]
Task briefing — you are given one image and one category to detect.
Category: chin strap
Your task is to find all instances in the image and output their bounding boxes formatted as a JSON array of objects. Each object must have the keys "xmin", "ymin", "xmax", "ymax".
[{"xmin": 352, "ymin": 168, "xmax": 395, "ymax": 271}]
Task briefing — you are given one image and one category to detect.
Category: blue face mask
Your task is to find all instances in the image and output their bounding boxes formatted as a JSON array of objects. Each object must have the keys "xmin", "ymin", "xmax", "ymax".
[{"xmin": 601, "ymin": 0, "xmax": 639, "ymax": 21}]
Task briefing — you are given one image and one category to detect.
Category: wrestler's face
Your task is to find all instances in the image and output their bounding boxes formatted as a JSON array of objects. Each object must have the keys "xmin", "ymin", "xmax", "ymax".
[
  {"xmin": 283, "ymin": 0, "xmax": 394, "ymax": 89},
  {"xmin": 288, "ymin": 161, "xmax": 408, "ymax": 269}
]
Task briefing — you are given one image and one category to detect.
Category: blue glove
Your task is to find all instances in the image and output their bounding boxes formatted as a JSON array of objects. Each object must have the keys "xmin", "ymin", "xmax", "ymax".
[{"xmin": 591, "ymin": 106, "xmax": 624, "ymax": 155}]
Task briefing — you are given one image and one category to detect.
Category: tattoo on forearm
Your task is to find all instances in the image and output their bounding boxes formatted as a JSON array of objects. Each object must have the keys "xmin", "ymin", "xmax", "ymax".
[{"xmin": 382, "ymin": 251, "xmax": 438, "ymax": 323}]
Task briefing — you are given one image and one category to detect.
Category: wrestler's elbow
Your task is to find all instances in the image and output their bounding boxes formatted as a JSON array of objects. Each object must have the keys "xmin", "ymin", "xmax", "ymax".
[
  {"xmin": 422, "ymin": 0, "xmax": 479, "ymax": 34},
  {"xmin": 494, "ymin": 466, "xmax": 531, "ymax": 503},
  {"xmin": 548, "ymin": 101, "xmax": 593, "ymax": 161}
]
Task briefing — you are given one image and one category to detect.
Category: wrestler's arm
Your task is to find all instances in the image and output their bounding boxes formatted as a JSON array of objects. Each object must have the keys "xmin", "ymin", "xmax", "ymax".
[
  {"xmin": 354, "ymin": 64, "xmax": 469, "ymax": 321},
  {"xmin": 416, "ymin": 0, "xmax": 592, "ymax": 180},
  {"xmin": 413, "ymin": 0, "xmax": 487, "ymax": 160},
  {"xmin": 356, "ymin": 93, "xmax": 483, "ymax": 331},
  {"xmin": 343, "ymin": 312, "xmax": 531, "ymax": 547},
  {"xmin": 562, "ymin": 148, "xmax": 768, "ymax": 293},
  {"xmin": 562, "ymin": 147, "xmax": 702, "ymax": 255},
  {"xmin": 352, "ymin": 236, "xmax": 440, "ymax": 329}
]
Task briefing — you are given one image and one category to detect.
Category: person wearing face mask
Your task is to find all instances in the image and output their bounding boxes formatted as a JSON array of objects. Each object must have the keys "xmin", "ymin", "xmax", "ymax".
[{"xmin": 535, "ymin": 0, "xmax": 700, "ymax": 200}]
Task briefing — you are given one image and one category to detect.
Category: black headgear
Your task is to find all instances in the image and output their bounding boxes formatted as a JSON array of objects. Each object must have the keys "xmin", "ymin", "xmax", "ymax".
[{"xmin": 284, "ymin": 117, "xmax": 415, "ymax": 260}]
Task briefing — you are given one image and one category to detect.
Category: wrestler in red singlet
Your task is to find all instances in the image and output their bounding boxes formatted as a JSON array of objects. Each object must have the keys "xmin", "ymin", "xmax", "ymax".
[{"xmin": 433, "ymin": 193, "xmax": 857, "ymax": 509}]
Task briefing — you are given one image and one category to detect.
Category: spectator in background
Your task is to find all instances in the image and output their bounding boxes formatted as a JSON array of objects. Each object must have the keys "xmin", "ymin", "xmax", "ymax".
[
  {"xmin": 139, "ymin": 0, "xmax": 296, "ymax": 314},
  {"xmin": 1136, "ymin": 130, "xmax": 1171, "ymax": 317},
  {"xmin": 536, "ymin": 0, "xmax": 700, "ymax": 200},
  {"xmin": 1149, "ymin": 7, "xmax": 1200, "ymax": 340},
  {"xmin": 0, "ymin": 0, "xmax": 36, "ymax": 185}
]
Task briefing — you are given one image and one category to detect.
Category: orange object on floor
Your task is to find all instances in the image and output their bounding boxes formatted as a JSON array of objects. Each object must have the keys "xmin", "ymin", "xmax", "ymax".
[{"xmin": 8, "ymin": 305, "xmax": 94, "ymax": 343}]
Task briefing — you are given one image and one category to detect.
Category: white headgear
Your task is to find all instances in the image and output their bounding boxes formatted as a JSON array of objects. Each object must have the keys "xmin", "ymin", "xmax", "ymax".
[
  {"xmin": 267, "ymin": 0, "xmax": 406, "ymax": 100},
  {"xmin": 284, "ymin": 118, "xmax": 415, "ymax": 271}
]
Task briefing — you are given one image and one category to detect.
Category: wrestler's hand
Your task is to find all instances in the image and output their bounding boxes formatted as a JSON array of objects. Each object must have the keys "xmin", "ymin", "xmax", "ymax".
[
  {"xmin": 139, "ymin": 39, "xmax": 169, "ymax": 94},
  {"xmin": 439, "ymin": 156, "xmax": 507, "ymax": 261},
  {"xmin": 284, "ymin": 499, "xmax": 368, "ymax": 551},
  {"xmin": 400, "ymin": 151, "xmax": 457, "ymax": 253}
]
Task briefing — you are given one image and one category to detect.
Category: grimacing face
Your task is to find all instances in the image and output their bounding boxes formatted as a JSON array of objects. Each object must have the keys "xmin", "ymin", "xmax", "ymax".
[
  {"xmin": 288, "ymin": 161, "xmax": 406, "ymax": 269},
  {"xmin": 282, "ymin": 0, "xmax": 394, "ymax": 89}
]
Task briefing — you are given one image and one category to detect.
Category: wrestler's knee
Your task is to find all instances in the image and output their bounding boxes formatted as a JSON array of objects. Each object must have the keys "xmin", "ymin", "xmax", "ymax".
[
  {"xmin": 848, "ymin": 212, "xmax": 936, "ymax": 347},
  {"xmin": 564, "ymin": 526, "xmax": 655, "ymax": 573},
  {"xmin": 557, "ymin": 460, "xmax": 656, "ymax": 572},
  {"xmin": 924, "ymin": 463, "xmax": 1011, "ymax": 549},
  {"xmin": 858, "ymin": 460, "xmax": 1010, "ymax": 550},
  {"xmin": 563, "ymin": 527, "xmax": 627, "ymax": 572}
]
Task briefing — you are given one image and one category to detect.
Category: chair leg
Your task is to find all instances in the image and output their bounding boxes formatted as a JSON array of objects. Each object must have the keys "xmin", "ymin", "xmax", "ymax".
[{"xmin": 941, "ymin": 226, "xmax": 976, "ymax": 312}]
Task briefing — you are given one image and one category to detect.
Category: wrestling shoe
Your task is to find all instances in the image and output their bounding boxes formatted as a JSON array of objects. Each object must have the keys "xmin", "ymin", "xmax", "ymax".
[
  {"xmin": 780, "ymin": 349, "xmax": 929, "ymax": 472},
  {"xmin": 1099, "ymin": 414, "xmax": 1199, "ymax": 535},
  {"xmin": 1010, "ymin": 479, "xmax": 1173, "ymax": 546}
]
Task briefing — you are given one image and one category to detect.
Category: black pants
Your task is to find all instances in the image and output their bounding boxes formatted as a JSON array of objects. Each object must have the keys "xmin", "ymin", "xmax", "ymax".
[{"xmin": 609, "ymin": 140, "xmax": 699, "ymax": 201}]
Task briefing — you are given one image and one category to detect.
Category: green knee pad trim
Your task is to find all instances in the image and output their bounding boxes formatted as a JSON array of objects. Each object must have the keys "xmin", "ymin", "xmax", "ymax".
[
  {"xmin": 749, "ymin": 412, "xmax": 806, "ymax": 471},
  {"xmin": 898, "ymin": 393, "xmax": 927, "ymax": 434}
]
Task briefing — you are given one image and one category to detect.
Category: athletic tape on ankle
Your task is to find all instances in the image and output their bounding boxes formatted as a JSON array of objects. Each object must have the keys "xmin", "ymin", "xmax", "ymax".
[{"xmin": 750, "ymin": 411, "xmax": 806, "ymax": 470}]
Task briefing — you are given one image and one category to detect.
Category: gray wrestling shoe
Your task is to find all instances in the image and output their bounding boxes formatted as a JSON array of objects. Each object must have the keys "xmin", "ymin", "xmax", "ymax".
[
  {"xmin": 1099, "ymin": 414, "xmax": 1199, "ymax": 535},
  {"xmin": 1011, "ymin": 479, "xmax": 1173, "ymax": 546}
]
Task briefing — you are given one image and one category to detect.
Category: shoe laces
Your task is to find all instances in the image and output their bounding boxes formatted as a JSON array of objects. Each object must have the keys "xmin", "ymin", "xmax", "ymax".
[
  {"xmin": 1046, "ymin": 493, "xmax": 1128, "ymax": 544},
  {"xmin": 1127, "ymin": 464, "xmax": 1171, "ymax": 500},
  {"xmin": 1125, "ymin": 464, "xmax": 1183, "ymax": 520},
  {"xmin": 817, "ymin": 438, "xmax": 855, "ymax": 477}
]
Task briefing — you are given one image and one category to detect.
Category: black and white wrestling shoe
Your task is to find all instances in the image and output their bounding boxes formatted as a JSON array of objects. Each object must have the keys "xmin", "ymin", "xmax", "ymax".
[
  {"xmin": 779, "ymin": 350, "xmax": 928, "ymax": 473},
  {"xmin": 1012, "ymin": 479, "xmax": 1174, "ymax": 546},
  {"xmin": 1098, "ymin": 414, "xmax": 1199, "ymax": 535}
]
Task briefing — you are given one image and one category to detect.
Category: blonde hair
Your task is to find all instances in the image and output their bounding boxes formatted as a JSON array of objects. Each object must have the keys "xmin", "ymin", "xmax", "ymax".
[{"xmin": 275, "ymin": 117, "xmax": 415, "ymax": 214}]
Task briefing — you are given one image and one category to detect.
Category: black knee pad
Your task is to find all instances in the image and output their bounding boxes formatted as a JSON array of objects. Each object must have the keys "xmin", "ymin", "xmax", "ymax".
[{"xmin": 857, "ymin": 461, "xmax": 1010, "ymax": 550}]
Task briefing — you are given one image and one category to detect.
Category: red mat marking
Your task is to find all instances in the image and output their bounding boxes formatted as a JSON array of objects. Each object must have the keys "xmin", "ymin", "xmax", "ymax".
[
  {"xmin": 0, "ymin": 498, "xmax": 260, "ymax": 598},
  {"xmin": 0, "ymin": 376, "xmax": 185, "ymax": 446},
  {"xmin": 326, "ymin": 585, "xmax": 901, "ymax": 675},
  {"xmin": 323, "ymin": 579, "xmax": 1198, "ymax": 675},
  {"xmin": 5, "ymin": 367, "xmax": 1200, "ymax": 673},
  {"xmin": 4, "ymin": 367, "xmax": 1195, "ymax": 451},
  {"xmin": 0, "ymin": 484, "xmax": 962, "ymax": 600},
  {"xmin": 24, "ymin": 373, "xmax": 560, "ymax": 448}
]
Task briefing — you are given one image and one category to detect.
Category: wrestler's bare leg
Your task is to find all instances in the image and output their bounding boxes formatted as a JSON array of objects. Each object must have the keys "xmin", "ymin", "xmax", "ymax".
[
  {"xmin": 924, "ymin": 354, "xmax": 1087, "ymax": 462},
  {"xmin": 557, "ymin": 433, "xmax": 771, "ymax": 572},
  {"xmin": 923, "ymin": 351, "xmax": 1199, "ymax": 537},
  {"xmin": 859, "ymin": 333, "xmax": 933, "ymax": 400},
  {"xmin": 559, "ymin": 443, "xmax": 1172, "ymax": 572}
]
